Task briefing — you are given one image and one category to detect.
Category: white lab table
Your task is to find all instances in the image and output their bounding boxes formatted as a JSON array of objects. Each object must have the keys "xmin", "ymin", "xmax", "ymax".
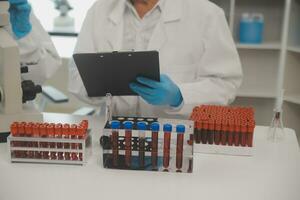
[{"xmin": 0, "ymin": 113, "xmax": 300, "ymax": 200}]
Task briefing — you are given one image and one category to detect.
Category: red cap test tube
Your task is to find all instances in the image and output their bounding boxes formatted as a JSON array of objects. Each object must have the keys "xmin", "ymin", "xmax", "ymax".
[
  {"xmin": 247, "ymin": 121, "xmax": 255, "ymax": 147},
  {"xmin": 214, "ymin": 119, "xmax": 222, "ymax": 145},
  {"xmin": 240, "ymin": 121, "xmax": 248, "ymax": 147},
  {"xmin": 39, "ymin": 124, "xmax": 49, "ymax": 159},
  {"xmin": 63, "ymin": 124, "xmax": 71, "ymax": 160},
  {"xmin": 70, "ymin": 124, "xmax": 78, "ymax": 161},
  {"xmin": 208, "ymin": 119, "xmax": 214, "ymax": 145},
  {"xmin": 228, "ymin": 119, "xmax": 235, "ymax": 146},
  {"xmin": 202, "ymin": 120, "xmax": 209, "ymax": 144},
  {"xmin": 221, "ymin": 119, "xmax": 228, "ymax": 146}
]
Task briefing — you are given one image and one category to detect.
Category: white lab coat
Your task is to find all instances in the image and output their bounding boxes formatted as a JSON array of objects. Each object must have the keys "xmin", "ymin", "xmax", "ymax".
[
  {"xmin": 69, "ymin": 0, "xmax": 243, "ymax": 118},
  {"xmin": 6, "ymin": 13, "xmax": 62, "ymax": 85}
]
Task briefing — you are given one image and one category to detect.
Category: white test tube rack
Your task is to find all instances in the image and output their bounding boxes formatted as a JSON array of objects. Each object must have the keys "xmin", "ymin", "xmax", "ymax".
[{"xmin": 7, "ymin": 133, "xmax": 92, "ymax": 165}]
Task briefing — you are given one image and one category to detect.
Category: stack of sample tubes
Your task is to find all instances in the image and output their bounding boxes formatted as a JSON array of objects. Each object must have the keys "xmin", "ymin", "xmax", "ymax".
[
  {"xmin": 8, "ymin": 120, "xmax": 90, "ymax": 165},
  {"xmin": 101, "ymin": 117, "xmax": 194, "ymax": 173},
  {"xmin": 190, "ymin": 105, "xmax": 255, "ymax": 147}
]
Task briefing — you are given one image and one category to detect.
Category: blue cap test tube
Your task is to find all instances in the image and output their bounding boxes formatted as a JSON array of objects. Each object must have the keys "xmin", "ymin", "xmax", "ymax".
[
  {"xmin": 163, "ymin": 124, "xmax": 172, "ymax": 171},
  {"xmin": 137, "ymin": 121, "xmax": 147, "ymax": 169},
  {"xmin": 150, "ymin": 122, "xmax": 160, "ymax": 170},
  {"xmin": 176, "ymin": 125, "xmax": 186, "ymax": 172},
  {"xmin": 111, "ymin": 120, "xmax": 120, "ymax": 167},
  {"xmin": 123, "ymin": 121, "xmax": 133, "ymax": 168}
]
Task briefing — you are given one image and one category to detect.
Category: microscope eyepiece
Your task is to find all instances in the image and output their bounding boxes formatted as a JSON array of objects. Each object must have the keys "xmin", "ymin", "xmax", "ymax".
[
  {"xmin": 20, "ymin": 66, "xmax": 29, "ymax": 74},
  {"xmin": 21, "ymin": 80, "xmax": 42, "ymax": 103}
]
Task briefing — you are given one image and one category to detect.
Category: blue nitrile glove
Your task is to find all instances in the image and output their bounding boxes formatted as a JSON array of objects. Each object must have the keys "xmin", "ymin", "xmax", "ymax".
[
  {"xmin": 8, "ymin": 0, "xmax": 32, "ymax": 39},
  {"xmin": 130, "ymin": 74, "xmax": 183, "ymax": 107}
]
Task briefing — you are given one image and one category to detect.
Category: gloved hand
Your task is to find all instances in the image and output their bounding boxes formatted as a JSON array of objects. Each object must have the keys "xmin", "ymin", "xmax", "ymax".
[
  {"xmin": 130, "ymin": 74, "xmax": 183, "ymax": 107},
  {"xmin": 8, "ymin": 0, "xmax": 32, "ymax": 39}
]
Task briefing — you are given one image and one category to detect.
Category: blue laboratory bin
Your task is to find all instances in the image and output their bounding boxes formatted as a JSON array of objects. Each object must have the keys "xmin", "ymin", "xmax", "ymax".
[{"xmin": 239, "ymin": 14, "xmax": 264, "ymax": 44}]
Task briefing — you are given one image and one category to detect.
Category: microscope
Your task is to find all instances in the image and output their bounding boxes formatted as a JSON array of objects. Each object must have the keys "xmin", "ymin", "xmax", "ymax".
[{"xmin": 0, "ymin": 0, "xmax": 43, "ymax": 142}]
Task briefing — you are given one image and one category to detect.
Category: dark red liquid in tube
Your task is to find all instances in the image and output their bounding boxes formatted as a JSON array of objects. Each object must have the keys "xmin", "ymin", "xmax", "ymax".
[
  {"xmin": 124, "ymin": 121, "xmax": 133, "ymax": 168},
  {"xmin": 163, "ymin": 124, "xmax": 172, "ymax": 171},
  {"xmin": 214, "ymin": 119, "xmax": 222, "ymax": 145},
  {"xmin": 228, "ymin": 119, "xmax": 235, "ymax": 146},
  {"xmin": 247, "ymin": 121, "xmax": 255, "ymax": 147},
  {"xmin": 221, "ymin": 119, "xmax": 228, "ymax": 146},
  {"xmin": 150, "ymin": 122, "xmax": 160, "ymax": 170},
  {"xmin": 111, "ymin": 121, "xmax": 120, "ymax": 168},
  {"xmin": 63, "ymin": 124, "xmax": 71, "ymax": 160},
  {"xmin": 55, "ymin": 124, "xmax": 64, "ymax": 160},
  {"xmin": 241, "ymin": 121, "xmax": 247, "ymax": 147},
  {"xmin": 40, "ymin": 124, "xmax": 49, "ymax": 160},
  {"xmin": 234, "ymin": 119, "xmax": 241, "ymax": 146}
]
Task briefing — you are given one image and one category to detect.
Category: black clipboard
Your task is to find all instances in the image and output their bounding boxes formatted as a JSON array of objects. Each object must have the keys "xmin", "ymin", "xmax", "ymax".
[{"xmin": 73, "ymin": 51, "xmax": 160, "ymax": 97}]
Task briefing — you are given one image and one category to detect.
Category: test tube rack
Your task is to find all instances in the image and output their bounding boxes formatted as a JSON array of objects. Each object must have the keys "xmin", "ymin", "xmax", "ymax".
[
  {"xmin": 7, "ymin": 120, "xmax": 92, "ymax": 165},
  {"xmin": 190, "ymin": 105, "xmax": 256, "ymax": 156},
  {"xmin": 100, "ymin": 116, "xmax": 194, "ymax": 173}
]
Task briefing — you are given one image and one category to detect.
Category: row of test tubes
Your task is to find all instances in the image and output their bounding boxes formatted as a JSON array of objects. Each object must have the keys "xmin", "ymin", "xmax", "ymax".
[
  {"xmin": 190, "ymin": 105, "xmax": 255, "ymax": 147},
  {"xmin": 107, "ymin": 120, "xmax": 191, "ymax": 172},
  {"xmin": 9, "ymin": 120, "xmax": 88, "ymax": 161}
]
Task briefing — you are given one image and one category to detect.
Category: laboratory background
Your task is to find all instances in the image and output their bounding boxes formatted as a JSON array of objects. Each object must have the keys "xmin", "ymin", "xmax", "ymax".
[
  {"xmin": 1, "ymin": 0, "xmax": 300, "ymax": 200},
  {"xmin": 31, "ymin": 0, "xmax": 300, "ymax": 143}
]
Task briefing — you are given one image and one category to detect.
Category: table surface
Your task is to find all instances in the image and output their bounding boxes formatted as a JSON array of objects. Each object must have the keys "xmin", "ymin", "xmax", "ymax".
[{"xmin": 0, "ymin": 113, "xmax": 300, "ymax": 200}]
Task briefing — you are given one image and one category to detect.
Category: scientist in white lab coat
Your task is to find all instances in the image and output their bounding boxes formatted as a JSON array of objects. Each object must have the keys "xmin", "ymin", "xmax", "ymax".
[
  {"xmin": 6, "ymin": 0, "xmax": 61, "ymax": 85},
  {"xmin": 69, "ymin": 0, "xmax": 243, "ymax": 118}
]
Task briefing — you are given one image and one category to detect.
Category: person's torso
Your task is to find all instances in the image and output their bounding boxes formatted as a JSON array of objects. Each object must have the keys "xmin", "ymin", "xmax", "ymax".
[{"xmin": 84, "ymin": 0, "xmax": 220, "ymax": 117}]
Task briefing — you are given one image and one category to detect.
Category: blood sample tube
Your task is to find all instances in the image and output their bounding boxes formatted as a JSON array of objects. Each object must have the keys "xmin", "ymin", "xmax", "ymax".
[
  {"xmin": 137, "ymin": 121, "xmax": 147, "ymax": 169},
  {"xmin": 32, "ymin": 123, "xmax": 41, "ymax": 159},
  {"xmin": 47, "ymin": 124, "xmax": 57, "ymax": 160},
  {"xmin": 70, "ymin": 124, "xmax": 78, "ymax": 161},
  {"xmin": 39, "ymin": 124, "xmax": 49, "ymax": 159},
  {"xmin": 208, "ymin": 119, "xmax": 214, "ymax": 145},
  {"xmin": 214, "ymin": 119, "xmax": 222, "ymax": 145},
  {"xmin": 77, "ymin": 126, "xmax": 85, "ymax": 161},
  {"xmin": 150, "ymin": 122, "xmax": 159, "ymax": 170},
  {"xmin": 63, "ymin": 124, "xmax": 71, "ymax": 160},
  {"xmin": 25, "ymin": 123, "xmax": 34, "ymax": 158},
  {"xmin": 163, "ymin": 124, "xmax": 172, "ymax": 171},
  {"xmin": 247, "ymin": 121, "xmax": 255, "ymax": 147},
  {"xmin": 195, "ymin": 120, "xmax": 202, "ymax": 144},
  {"xmin": 19, "ymin": 122, "xmax": 28, "ymax": 158},
  {"xmin": 176, "ymin": 125, "xmax": 185, "ymax": 172},
  {"xmin": 47, "ymin": 124, "xmax": 55, "ymax": 147},
  {"xmin": 228, "ymin": 119, "xmax": 235, "ymax": 146},
  {"xmin": 55, "ymin": 124, "xmax": 64, "ymax": 160},
  {"xmin": 221, "ymin": 119, "xmax": 228, "ymax": 146},
  {"xmin": 201, "ymin": 120, "xmax": 208, "ymax": 144},
  {"xmin": 111, "ymin": 120, "xmax": 120, "ymax": 167},
  {"xmin": 234, "ymin": 119, "xmax": 241, "ymax": 146},
  {"xmin": 10, "ymin": 122, "xmax": 20, "ymax": 158},
  {"xmin": 188, "ymin": 158, "xmax": 193, "ymax": 173},
  {"xmin": 18, "ymin": 122, "xmax": 26, "ymax": 147},
  {"xmin": 32, "ymin": 123, "xmax": 40, "ymax": 138},
  {"xmin": 10, "ymin": 122, "xmax": 18, "ymax": 146},
  {"xmin": 241, "ymin": 121, "xmax": 247, "ymax": 147},
  {"xmin": 80, "ymin": 120, "xmax": 89, "ymax": 130},
  {"xmin": 123, "ymin": 121, "xmax": 133, "ymax": 168},
  {"xmin": 77, "ymin": 125, "xmax": 86, "ymax": 150}
]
